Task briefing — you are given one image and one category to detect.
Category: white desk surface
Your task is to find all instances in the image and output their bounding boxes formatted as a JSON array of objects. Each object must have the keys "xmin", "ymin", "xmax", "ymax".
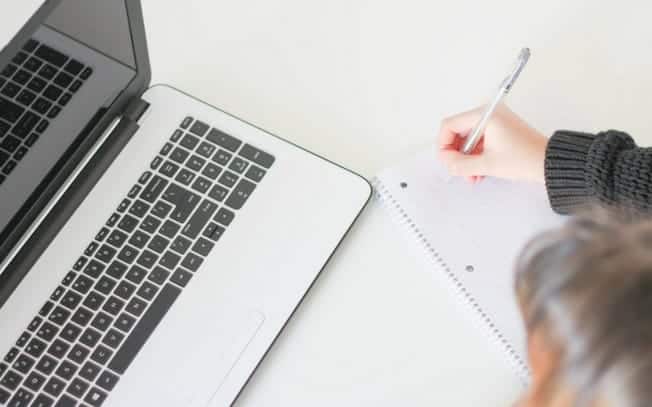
[{"xmin": 5, "ymin": 1, "xmax": 652, "ymax": 405}]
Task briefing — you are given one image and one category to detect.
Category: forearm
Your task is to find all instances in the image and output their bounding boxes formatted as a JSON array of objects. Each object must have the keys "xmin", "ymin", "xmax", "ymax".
[{"xmin": 544, "ymin": 130, "xmax": 652, "ymax": 214}]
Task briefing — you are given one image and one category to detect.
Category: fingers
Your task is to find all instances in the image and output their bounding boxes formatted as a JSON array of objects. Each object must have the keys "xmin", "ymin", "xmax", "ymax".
[
  {"xmin": 438, "ymin": 149, "xmax": 487, "ymax": 177},
  {"xmin": 437, "ymin": 107, "xmax": 484, "ymax": 149}
]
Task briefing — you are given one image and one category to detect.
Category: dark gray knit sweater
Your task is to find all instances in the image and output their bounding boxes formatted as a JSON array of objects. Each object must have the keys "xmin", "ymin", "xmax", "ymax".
[{"xmin": 545, "ymin": 130, "xmax": 652, "ymax": 214}]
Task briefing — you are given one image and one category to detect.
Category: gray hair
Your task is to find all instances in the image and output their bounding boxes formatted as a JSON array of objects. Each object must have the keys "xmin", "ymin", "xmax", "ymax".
[{"xmin": 515, "ymin": 208, "xmax": 652, "ymax": 407}]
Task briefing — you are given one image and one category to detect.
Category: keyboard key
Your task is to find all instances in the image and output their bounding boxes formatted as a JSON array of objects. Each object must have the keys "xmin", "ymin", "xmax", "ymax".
[
  {"xmin": 48, "ymin": 307, "xmax": 69, "ymax": 326},
  {"xmin": 25, "ymin": 57, "xmax": 43, "ymax": 73},
  {"xmin": 0, "ymin": 120, "xmax": 9, "ymax": 137},
  {"xmin": 170, "ymin": 268, "xmax": 193, "ymax": 287},
  {"xmin": 170, "ymin": 129, "xmax": 183, "ymax": 142},
  {"xmin": 117, "ymin": 214, "xmax": 139, "ymax": 233},
  {"xmin": 43, "ymin": 376, "xmax": 65, "ymax": 398},
  {"xmin": 80, "ymin": 67, "xmax": 93, "ymax": 79},
  {"xmin": 73, "ymin": 274, "xmax": 94, "ymax": 294},
  {"xmin": 0, "ymin": 388, "xmax": 7, "ymax": 404},
  {"xmin": 136, "ymin": 282, "xmax": 158, "ymax": 301},
  {"xmin": 83, "ymin": 260, "xmax": 105, "ymax": 278},
  {"xmin": 218, "ymin": 170, "xmax": 238, "ymax": 188},
  {"xmin": 71, "ymin": 307, "xmax": 93, "ymax": 326},
  {"xmin": 148, "ymin": 235, "xmax": 169, "ymax": 254},
  {"xmin": 214, "ymin": 208, "xmax": 235, "ymax": 226},
  {"xmin": 196, "ymin": 141, "xmax": 216, "ymax": 158},
  {"xmin": 97, "ymin": 370, "xmax": 119, "ymax": 391},
  {"xmin": 141, "ymin": 175, "xmax": 168, "ymax": 203},
  {"xmin": 90, "ymin": 345, "xmax": 113, "ymax": 365},
  {"xmin": 43, "ymin": 85, "xmax": 63, "ymax": 101},
  {"xmin": 160, "ymin": 142, "xmax": 173, "ymax": 156},
  {"xmin": 35, "ymin": 355, "xmax": 57, "ymax": 376},
  {"xmin": 83, "ymin": 291, "xmax": 105, "ymax": 311},
  {"xmin": 159, "ymin": 220, "xmax": 179, "ymax": 239},
  {"xmin": 24, "ymin": 371, "xmax": 46, "ymax": 392},
  {"xmin": 185, "ymin": 155, "xmax": 206, "ymax": 171},
  {"xmin": 91, "ymin": 312, "xmax": 114, "ymax": 332},
  {"xmin": 229, "ymin": 157, "xmax": 249, "ymax": 174},
  {"xmin": 95, "ymin": 227, "xmax": 110, "ymax": 242},
  {"xmin": 95, "ymin": 244, "xmax": 117, "ymax": 263},
  {"xmin": 182, "ymin": 200, "xmax": 218, "ymax": 239},
  {"xmin": 69, "ymin": 79, "xmax": 82, "ymax": 93},
  {"xmin": 151, "ymin": 155, "xmax": 163, "ymax": 170},
  {"xmin": 79, "ymin": 328, "xmax": 102, "ymax": 348},
  {"xmin": 159, "ymin": 251, "xmax": 181, "ymax": 270},
  {"xmin": 85, "ymin": 387, "xmax": 107, "ymax": 407},
  {"xmin": 67, "ymin": 377, "xmax": 89, "ymax": 398},
  {"xmin": 239, "ymin": 144, "xmax": 275, "ymax": 168},
  {"xmin": 9, "ymin": 387, "xmax": 33, "ymax": 405},
  {"xmin": 102, "ymin": 329, "xmax": 124, "ymax": 349},
  {"xmin": 1, "ymin": 370, "xmax": 22, "ymax": 390},
  {"xmin": 36, "ymin": 322, "xmax": 59, "ymax": 341},
  {"xmin": 114, "ymin": 281, "xmax": 137, "ymax": 301},
  {"xmin": 4, "ymin": 349, "xmax": 19, "ymax": 363},
  {"xmin": 212, "ymin": 149, "xmax": 232, "ymax": 166},
  {"xmin": 106, "ymin": 213, "xmax": 120, "ymax": 227},
  {"xmin": 13, "ymin": 69, "xmax": 31, "ymax": 85},
  {"xmin": 175, "ymin": 168, "xmax": 195, "ymax": 185},
  {"xmin": 136, "ymin": 249, "xmax": 158, "ymax": 270},
  {"xmin": 170, "ymin": 235, "xmax": 191, "ymax": 255},
  {"xmin": 109, "ymin": 283, "xmax": 181, "ymax": 374},
  {"xmin": 125, "ymin": 297, "xmax": 147, "ymax": 317},
  {"xmin": 180, "ymin": 116, "xmax": 193, "ymax": 129},
  {"xmin": 51, "ymin": 287, "xmax": 65, "ymax": 302},
  {"xmin": 147, "ymin": 266, "xmax": 170, "ymax": 285},
  {"xmin": 192, "ymin": 238, "xmax": 214, "ymax": 257},
  {"xmin": 55, "ymin": 360, "xmax": 77, "ymax": 380},
  {"xmin": 12, "ymin": 52, "xmax": 28, "ymax": 65},
  {"xmin": 125, "ymin": 266, "xmax": 147, "ymax": 285},
  {"xmin": 191, "ymin": 176, "xmax": 212, "ymax": 193},
  {"xmin": 0, "ymin": 96, "xmax": 25, "ymax": 122},
  {"xmin": 36, "ymin": 45, "xmax": 68, "ymax": 67},
  {"xmin": 58, "ymin": 92, "xmax": 72, "ymax": 106},
  {"xmin": 164, "ymin": 184, "xmax": 201, "ymax": 223},
  {"xmin": 79, "ymin": 361, "xmax": 101, "ymax": 382},
  {"xmin": 60, "ymin": 290, "xmax": 82, "ymax": 310},
  {"xmin": 159, "ymin": 160, "xmax": 179, "ymax": 177},
  {"xmin": 202, "ymin": 162, "xmax": 222, "ymax": 180},
  {"xmin": 2, "ymin": 160, "xmax": 17, "ymax": 175},
  {"xmin": 128, "ymin": 230, "xmax": 150, "ymax": 249},
  {"xmin": 203, "ymin": 222, "xmax": 225, "ymax": 241},
  {"xmin": 1, "ymin": 82, "xmax": 20, "ymax": 98},
  {"xmin": 27, "ymin": 77, "xmax": 47, "ymax": 92},
  {"xmin": 103, "ymin": 296, "xmax": 125, "ymax": 316},
  {"xmin": 1, "ymin": 135, "xmax": 21, "ymax": 152},
  {"xmin": 206, "ymin": 128, "xmax": 242, "ymax": 152},
  {"xmin": 170, "ymin": 147, "xmax": 189, "ymax": 164},
  {"xmin": 38, "ymin": 64, "xmax": 57, "ymax": 80},
  {"xmin": 31, "ymin": 394, "xmax": 54, "ymax": 407},
  {"xmin": 189, "ymin": 120, "xmax": 209, "ymax": 137},
  {"xmin": 60, "ymin": 323, "xmax": 82, "ymax": 343},
  {"xmin": 23, "ymin": 39, "xmax": 39, "ymax": 52},
  {"xmin": 13, "ymin": 353, "xmax": 35, "ymax": 373},
  {"xmin": 68, "ymin": 344, "xmax": 90, "ymax": 364},
  {"xmin": 47, "ymin": 340, "xmax": 70, "ymax": 360},
  {"xmin": 25, "ymin": 338, "xmax": 47, "ymax": 359},
  {"xmin": 181, "ymin": 252, "xmax": 203, "ymax": 272},
  {"xmin": 140, "ymin": 215, "xmax": 161, "ymax": 233},
  {"xmin": 95, "ymin": 276, "xmax": 117, "ymax": 296},
  {"xmin": 47, "ymin": 105, "xmax": 61, "ymax": 118},
  {"xmin": 128, "ymin": 184, "xmax": 142, "ymax": 199},
  {"xmin": 64, "ymin": 59, "xmax": 84, "ymax": 75},
  {"xmin": 13, "ymin": 111, "xmax": 39, "ymax": 139},
  {"xmin": 180, "ymin": 133, "xmax": 200, "ymax": 150},
  {"xmin": 36, "ymin": 119, "xmax": 49, "ymax": 133},
  {"xmin": 16, "ymin": 331, "xmax": 30, "ymax": 347},
  {"xmin": 225, "ymin": 178, "xmax": 256, "ymax": 210},
  {"xmin": 16, "ymin": 89, "xmax": 37, "ymax": 106},
  {"xmin": 129, "ymin": 200, "xmax": 150, "ymax": 218},
  {"xmin": 106, "ymin": 229, "xmax": 128, "ymax": 248},
  {"xmin": 13, "ymin": 145, "xmax": 27, "ymax": 161}
]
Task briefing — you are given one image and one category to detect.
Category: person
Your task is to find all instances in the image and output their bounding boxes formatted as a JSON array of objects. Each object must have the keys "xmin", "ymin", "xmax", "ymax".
[
  {"xmin": 437, "ymin": 105, "xmax": 652, "ymax": 214},
  {"xmin": 511, "ymin": 210, "xmax": 652, "ymax": 407}
]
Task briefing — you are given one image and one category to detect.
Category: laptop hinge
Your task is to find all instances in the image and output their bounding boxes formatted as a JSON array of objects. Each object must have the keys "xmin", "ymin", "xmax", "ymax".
[{"xmin": 123, "ymin": 97, "xmax": 150, "ymax": 123}]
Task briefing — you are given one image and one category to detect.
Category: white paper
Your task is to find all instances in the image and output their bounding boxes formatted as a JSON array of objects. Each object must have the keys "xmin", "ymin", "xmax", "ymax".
[{"xmin": 376, "ymin": 146, "xmax": 563, "ymax": 379}]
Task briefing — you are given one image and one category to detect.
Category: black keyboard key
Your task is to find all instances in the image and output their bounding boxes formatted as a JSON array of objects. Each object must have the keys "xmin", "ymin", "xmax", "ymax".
[
  {"xmin": 25, "ymin": 57, "xmax": 43, "ymax": 73},
  {"xmin": 147, "ymin": 266, "xmax": 170, "ymax": 285},
  {"xmin": 229, "ymin": 157, "xmax": 249, "ymax": 174},
  {"xmin": 0, "ymin": 96, "xmax": 25, "ymax": 123},
  {"xmin": 24, "ymin": 371, "xmax": 46, "ymax": 392},
  {"xmin": 218, "ymin": 170, "xmax": 238, "ymax": 188},
  {"xmin": 13, "ymin": 52, "xmax": 28, "ymax": 65},
  {"xmin": 23, "ymin": 39, "xmax": 39, "ymax": 52},
  {"xmin": 60, "ymin": 323, "xmax": 82, "ymax": 343},
  {"xmin": 71, "ymin": 307, "xmax": 93, "ymax": 326},
  {"xmin": 0, "ymin": 120, "xmax": 9, "ymax": 137},
  {"xmin": 118, "ymin": 245, "xmax": 139, "ymax": 264},
  {"xmin": 114, "ymin": 280, "xmax": 137, "ymax": 301},
  {"xmin": 175, "ymin": 168, "xmax": 195, "ymax": 185},
  {"xmin": 185, "ymin": 155, "xmax": 205, "ymax": 171},
  {"xmin": 181, "ymin": 252, "xmax": 203, "ymax": 272},
  {"xmin": 129, "ymin": 200, "xmax": 150, "ymax": 218},
  {"xmin": 196, "ymin": 141, "xmax": 216, "ymax": 158},
  {"xmin": 38, "ymin": 64, "xmax": 57, "ymax": 80},
  {"xmin": 27, "ymin": 77, "xmax": 47, "ymax": 92},
  {"xmin": 109, "ymin": 283, "xmax": 181, "ymax": 374},
  {"xmin": 170, "ymin": 129, "xmax": 182, "ymax": 142},
  {"xmin": 191, "ymin": 176, "xmax": 212, "ymax": 193},
  {"xmin": 214, "ymin": 208, "xmax": 235, "ymax": 226},
  {"xmin": 180, "ymin": 116, "xmax": 193, "ymax": 129},
  {"xmin": 0, "ymin": 151, "xmax": 8, "ymax": 168},
  {"xmin": 80, "ymin": 67, "xmax": 93, "ymax": 79},
  {"xmin": 79, "ymin": 361, "xmax": 101, "ymax": 382},
  {"xmin": 140, "ymin": 171, "xmax": 152, "ymax": 184},
  {"xmin": 17, "ymin": 89, "xmax": 36, "ymax": 106},
  {"xmin": 95, "ymin": 227, "xmax": 110, "ymax": 242},
  {"xmin": 36, "ymin": 322, "xmax": 59, "ymax": 341},
  {"xmin": 73, "ymin": 257, "xmax": 88, "ymax": 271},
  {"xmin": 159, "ymin": 251, "xmax": 181, "ymax": 270},
  {"xmin": 32, "ymin": 394, "xmax": 54, "ymax": 407},
  {"xmin": 96, "ymin": 370, "xmax": 119, "ymax": 391},
  {"xmin": 140, "ymin": 215, "xmax": 161, "ymax": 234},
  {"xmin": 136, "ymin": 249, "xmax": 158, "ymax": 270},
  {"xmin": 1, "ymin": 82, "xmax": 20, "ymax": 98},
  {"xmin": 64, "ymin": 59, "xmax": 83, "ymax": 75},
  {"xmin": 141, "ymin": 175, "xmax": 168, "ymax": 203},
  {"xmin": 90, "ymin": 345, "xmax": 113, "ymax": 365},
  {"xmin": 117, "ymin": 214, "xmax": 139, "ymax": 233},
  {"xmin": 96, "ymin": 244, "xmax": 117, "ymax": 264},
  {"xmin": 128, "ymin": 184, "xmax": 142, "ymax": 199},
  {"xmin": 102, "ymin": 329, "xmax": 124, "ymax": 349},
  {"xmin": 84, "ymin": 387, "xmax": 107, "ymax": 407},
  {"xmin": 13, "ymin": 69, "xmax": 31, "ymax": 85},
  {"xmin": 36, "ymin": 45, "xmax": 68, "ymax": 67},
  {"xmin": 150, "ymin": 155, "xmax": 163, "ymax": 170},
  {"xmin": 13, "ymin": 145, "xmax": 29, "ymax": 160},
  {"xmin": 202, "ymin": 162, "xmax": 222, "ymax": 180},
  {"xmin": 48, "ymin": 307, "xmax": 69, "ymax": 326},
  {"xmin": 1, "ymin": 135, "xmax": 21, "ymax": 153},
  {"xmin": 67, "ymin": 377, "xmax": 89, "ymax": 398},
  {"xmin": 4, "ymin": 346, "xmax": 17, "ymax": 362},
  {"xmin": 159, "ymin": 160, "xmax": 179, "ymax": 178},
  {"xmin": 72, "ymin": 274, "xmax": 94, "ymax": 294},
  {"xmin": 2, "ymin": 160, "xmax": 17, "ymax": 175},
  {"xmin": 95, "ymin": 276, "xmax": 117, "ymax": 296},
  {"xmin": 125, "ymin": 266, "xmax": 147, "ymax": 285},
  {"xmin": 38, "ymin": 301, "xmax": 54, "ymax": 317},
  {"xmin": 106, "ymin": 261, "xmax": 128, "ymax": 280},
  {"xmin": 79, "ymin": 328, "xmax": 102, "ymax": 348},
  {"xmin": 83, "ymin": 291, "xmax": 105, "ymax": 311},
  {"xmin": 16, "ymin": 332, "xmax": 30, "ymax": 347},
  {"xmin": 170, "ymin": 235, "xmax": 191, "ymax": 255},
  {"xmin": 170, "ymin": 268, "xmax": 192, "ymax": 287},
  {"xmin": 226, "ymin": 178, "xmax": 256, "ymax": 210},
  {"xmin": 55, "ymin": 360, "xmax": 77, "ymax": 380},
  {"xmin": 61, "ymin": 290, "xmax": 82, "ymax": 310},
  {"xmin": 8, "ymin": 387, "xmax": 33, "ymax": 405},
  {"xmin": 106, "ymin": 230, "xmax": 128, "ymax": 248},
  {"xmin": 43, "ymin": 85, "xmax": 63, "ymax": 102},
  {"xmin": 0, "ymin": 362, "xmax": 6, "ymax": 375},
  {"xmin": 182, "ymin": 200, "xmax": 218, "ymax": 239},
  {"xmin": 47, "ymin": 105, "xmax": 61, "ymax": 118},
  {"xmin": 115, "ymin": 312, "xmax": 136, "ymax": 333},
  {"xmin": 0, "ymin": 388, "xmax": 7, "ymax": 404},
  {"xmin": 25, "ymin": 338, "xmax": 46, "ymax": 359},
  {"xmin": 58, "ymin": 92, "xmax": 72, "ymax": 106},
  {"xmin": 160, "ymin": 142, "xmax": 173, "ymax": 156},
  {"xmin": 125, "ymin": 297, "xmax": 147, "ymax": 317},
  {"xmin": 43, "ymin": 376, "xmax": 65, "ymax": 398},
  {"xmin": 103, "ymin": 296, "xmax": 125, "ymax": 316},
  {"xmin": 51, "ymin": 287, "xmax": 65, "ymax": 302},
  {"xmin": 163, "ymin": 184, "xmax": 201, "ymax": 223},
  {"xmin": 35, "ymin": 355, "xmax": 57, "ymax": 376},
  {"xmin": 128, "ymin": 230, "xmax": 150, "ymax": 249},
  {"xmin": 36, "ymin": 119, "xmax": 48, "ymax": 133},
  {"xmin": 91, "ymin": 312, "xmax": 114, "ymax": 332},
  {"xmin": 212, "ymin": 149, "xmax": 232, "ymax": 166},
  {"xmin": 1, "ymin": 370, "xmax": 22, "ymax": 390},
  {"xmin": 83, "ymin": 260, "xmax": 105, "ymax": 278},
  {"xmin": 136, "ymin": 282, "xmax": 158, "ymax": 301},
  {"xmin": 152, "ymin": 201, "xmax": 173, "ymax": 219},
  {"xmin": 47, "ymin": 340, "xmax": 70, "ymax": 360},
  {"xmin": 68, "ymin": 344, "xmax": 90, "ymax": 365},
  {"xmin": 206, "ymin": 128, "xmax": 242, "ymax": 152},
  {"xmin": 170, "ymin": 147, "xmax": 189, "ymax": 164},
  {"xmin": 189, "ymin": 120, "xmax": 209, "ymax": 137},
  {"xmin": 13, "ymin": 354, "xmax": 35, "ymax": 374},
  {"xmin": 192, "ymin": 238, "xmax": 214, "ymax": 257},
  {"xmin": 180, "ymin": 133, "xmax": 200, "ymax": 150},
  {"xmin": 147, "ymin": 235, "xmax": 169, "ymax": 254},
  {"xmin": 239, "ymin": 144, "xmax": 275, "ymax": 168},
  {"xmin": 106, "ymin": 213, "xmax": 120, "ymax": 227},
  {"xmin": 84, "ymin": 241, "xmax": 98, "ymax": 256},
  {"xmin": 203, "ymin": 222, "xmax": 225, "ymax": 242}
]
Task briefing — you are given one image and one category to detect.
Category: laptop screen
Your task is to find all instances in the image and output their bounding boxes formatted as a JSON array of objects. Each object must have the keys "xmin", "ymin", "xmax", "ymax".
[{"xmin": 0, "ymin": 0, "xmax": 139, "ymax": 269}]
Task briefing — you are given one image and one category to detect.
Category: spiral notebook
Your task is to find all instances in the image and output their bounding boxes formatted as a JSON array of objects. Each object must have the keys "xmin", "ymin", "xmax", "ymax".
[{"xmin": 373, "ymin": 146, "xmax": 563, "ymax": 383}]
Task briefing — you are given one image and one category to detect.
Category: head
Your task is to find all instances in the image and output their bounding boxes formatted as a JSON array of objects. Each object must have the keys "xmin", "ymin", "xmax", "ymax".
[{"xmin": 514, "ymin": 209, "xmax": 652, "ymax": 407}]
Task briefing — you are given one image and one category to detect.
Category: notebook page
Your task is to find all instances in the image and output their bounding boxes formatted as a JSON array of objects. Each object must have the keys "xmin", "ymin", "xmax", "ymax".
[{"xmin": 375, "ymin": 146, "xmax": 563, "ymax": 378}]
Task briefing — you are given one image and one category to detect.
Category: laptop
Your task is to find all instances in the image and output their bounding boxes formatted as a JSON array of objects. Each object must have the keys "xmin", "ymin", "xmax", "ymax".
[{"xmin": 0, "ymin": 1, "xmax": 371, "ymax": 406}]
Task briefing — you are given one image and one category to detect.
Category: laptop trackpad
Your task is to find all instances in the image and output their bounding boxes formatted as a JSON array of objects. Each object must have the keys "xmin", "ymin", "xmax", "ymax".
[{"xmin": 165, "ymin": 308, "xmax": 265, "ymax": 407}]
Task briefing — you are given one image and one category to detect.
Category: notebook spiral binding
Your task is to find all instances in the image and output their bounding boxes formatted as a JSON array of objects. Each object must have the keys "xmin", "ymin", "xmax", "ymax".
[{"xmin": 372, "ymin": 177, "xmax": 530, "ymax": 386}]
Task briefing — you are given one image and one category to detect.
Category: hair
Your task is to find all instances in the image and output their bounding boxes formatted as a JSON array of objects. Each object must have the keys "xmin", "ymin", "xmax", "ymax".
[{"xmin": 514, "ymin": 208, "xmax": 652, "ymax": 407}]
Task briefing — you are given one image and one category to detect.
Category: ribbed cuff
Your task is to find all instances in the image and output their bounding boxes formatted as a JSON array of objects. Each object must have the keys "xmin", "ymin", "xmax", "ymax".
[{"xmin": 544, "ymin": 130, "xmax": 598, "ymax": 214}]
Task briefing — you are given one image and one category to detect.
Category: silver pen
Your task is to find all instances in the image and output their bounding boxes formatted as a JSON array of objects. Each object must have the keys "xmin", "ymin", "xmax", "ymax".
[{"xmin": 461, "ymin": 48, "xmax": 531, "ymax": 154}]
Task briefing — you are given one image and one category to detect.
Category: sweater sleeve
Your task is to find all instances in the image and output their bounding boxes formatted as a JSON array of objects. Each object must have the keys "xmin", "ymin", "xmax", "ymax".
[{"xmin": 544, "ymin": 130, "xmax": 652, "ymax": 214}]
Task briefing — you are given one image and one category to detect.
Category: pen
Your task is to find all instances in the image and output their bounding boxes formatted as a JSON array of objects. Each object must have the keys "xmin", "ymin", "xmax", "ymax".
[{"xmin": 462, "ymin": 48, "xmax": 531, "ymax": 154}]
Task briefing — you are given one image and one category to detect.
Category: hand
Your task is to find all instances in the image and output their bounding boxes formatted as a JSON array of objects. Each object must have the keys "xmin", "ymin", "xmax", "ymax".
[{"xmin": 437, "ymin": 104, "xmax": 548, "ymax": 183}]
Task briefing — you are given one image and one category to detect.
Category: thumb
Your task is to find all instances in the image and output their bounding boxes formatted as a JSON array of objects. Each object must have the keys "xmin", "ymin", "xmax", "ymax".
[{"xmin": 438, "ymin": 149, "xmax": 488, "ymax": 177}]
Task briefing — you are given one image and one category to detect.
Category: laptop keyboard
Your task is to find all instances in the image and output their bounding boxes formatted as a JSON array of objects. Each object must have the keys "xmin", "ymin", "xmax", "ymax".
[
  {"xmin": 0, "ymin": 39, "xmax": 93, "ymax": 185},
  {"xmin": 0, "ymin": 117, "xmax": 274, "ymax": 407}
]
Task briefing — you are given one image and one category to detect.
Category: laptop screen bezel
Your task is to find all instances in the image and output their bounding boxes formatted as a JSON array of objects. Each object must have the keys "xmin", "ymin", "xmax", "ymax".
[{"xmin": 0, "ymin": 0, "xmax": 151, "ymax": 303}]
